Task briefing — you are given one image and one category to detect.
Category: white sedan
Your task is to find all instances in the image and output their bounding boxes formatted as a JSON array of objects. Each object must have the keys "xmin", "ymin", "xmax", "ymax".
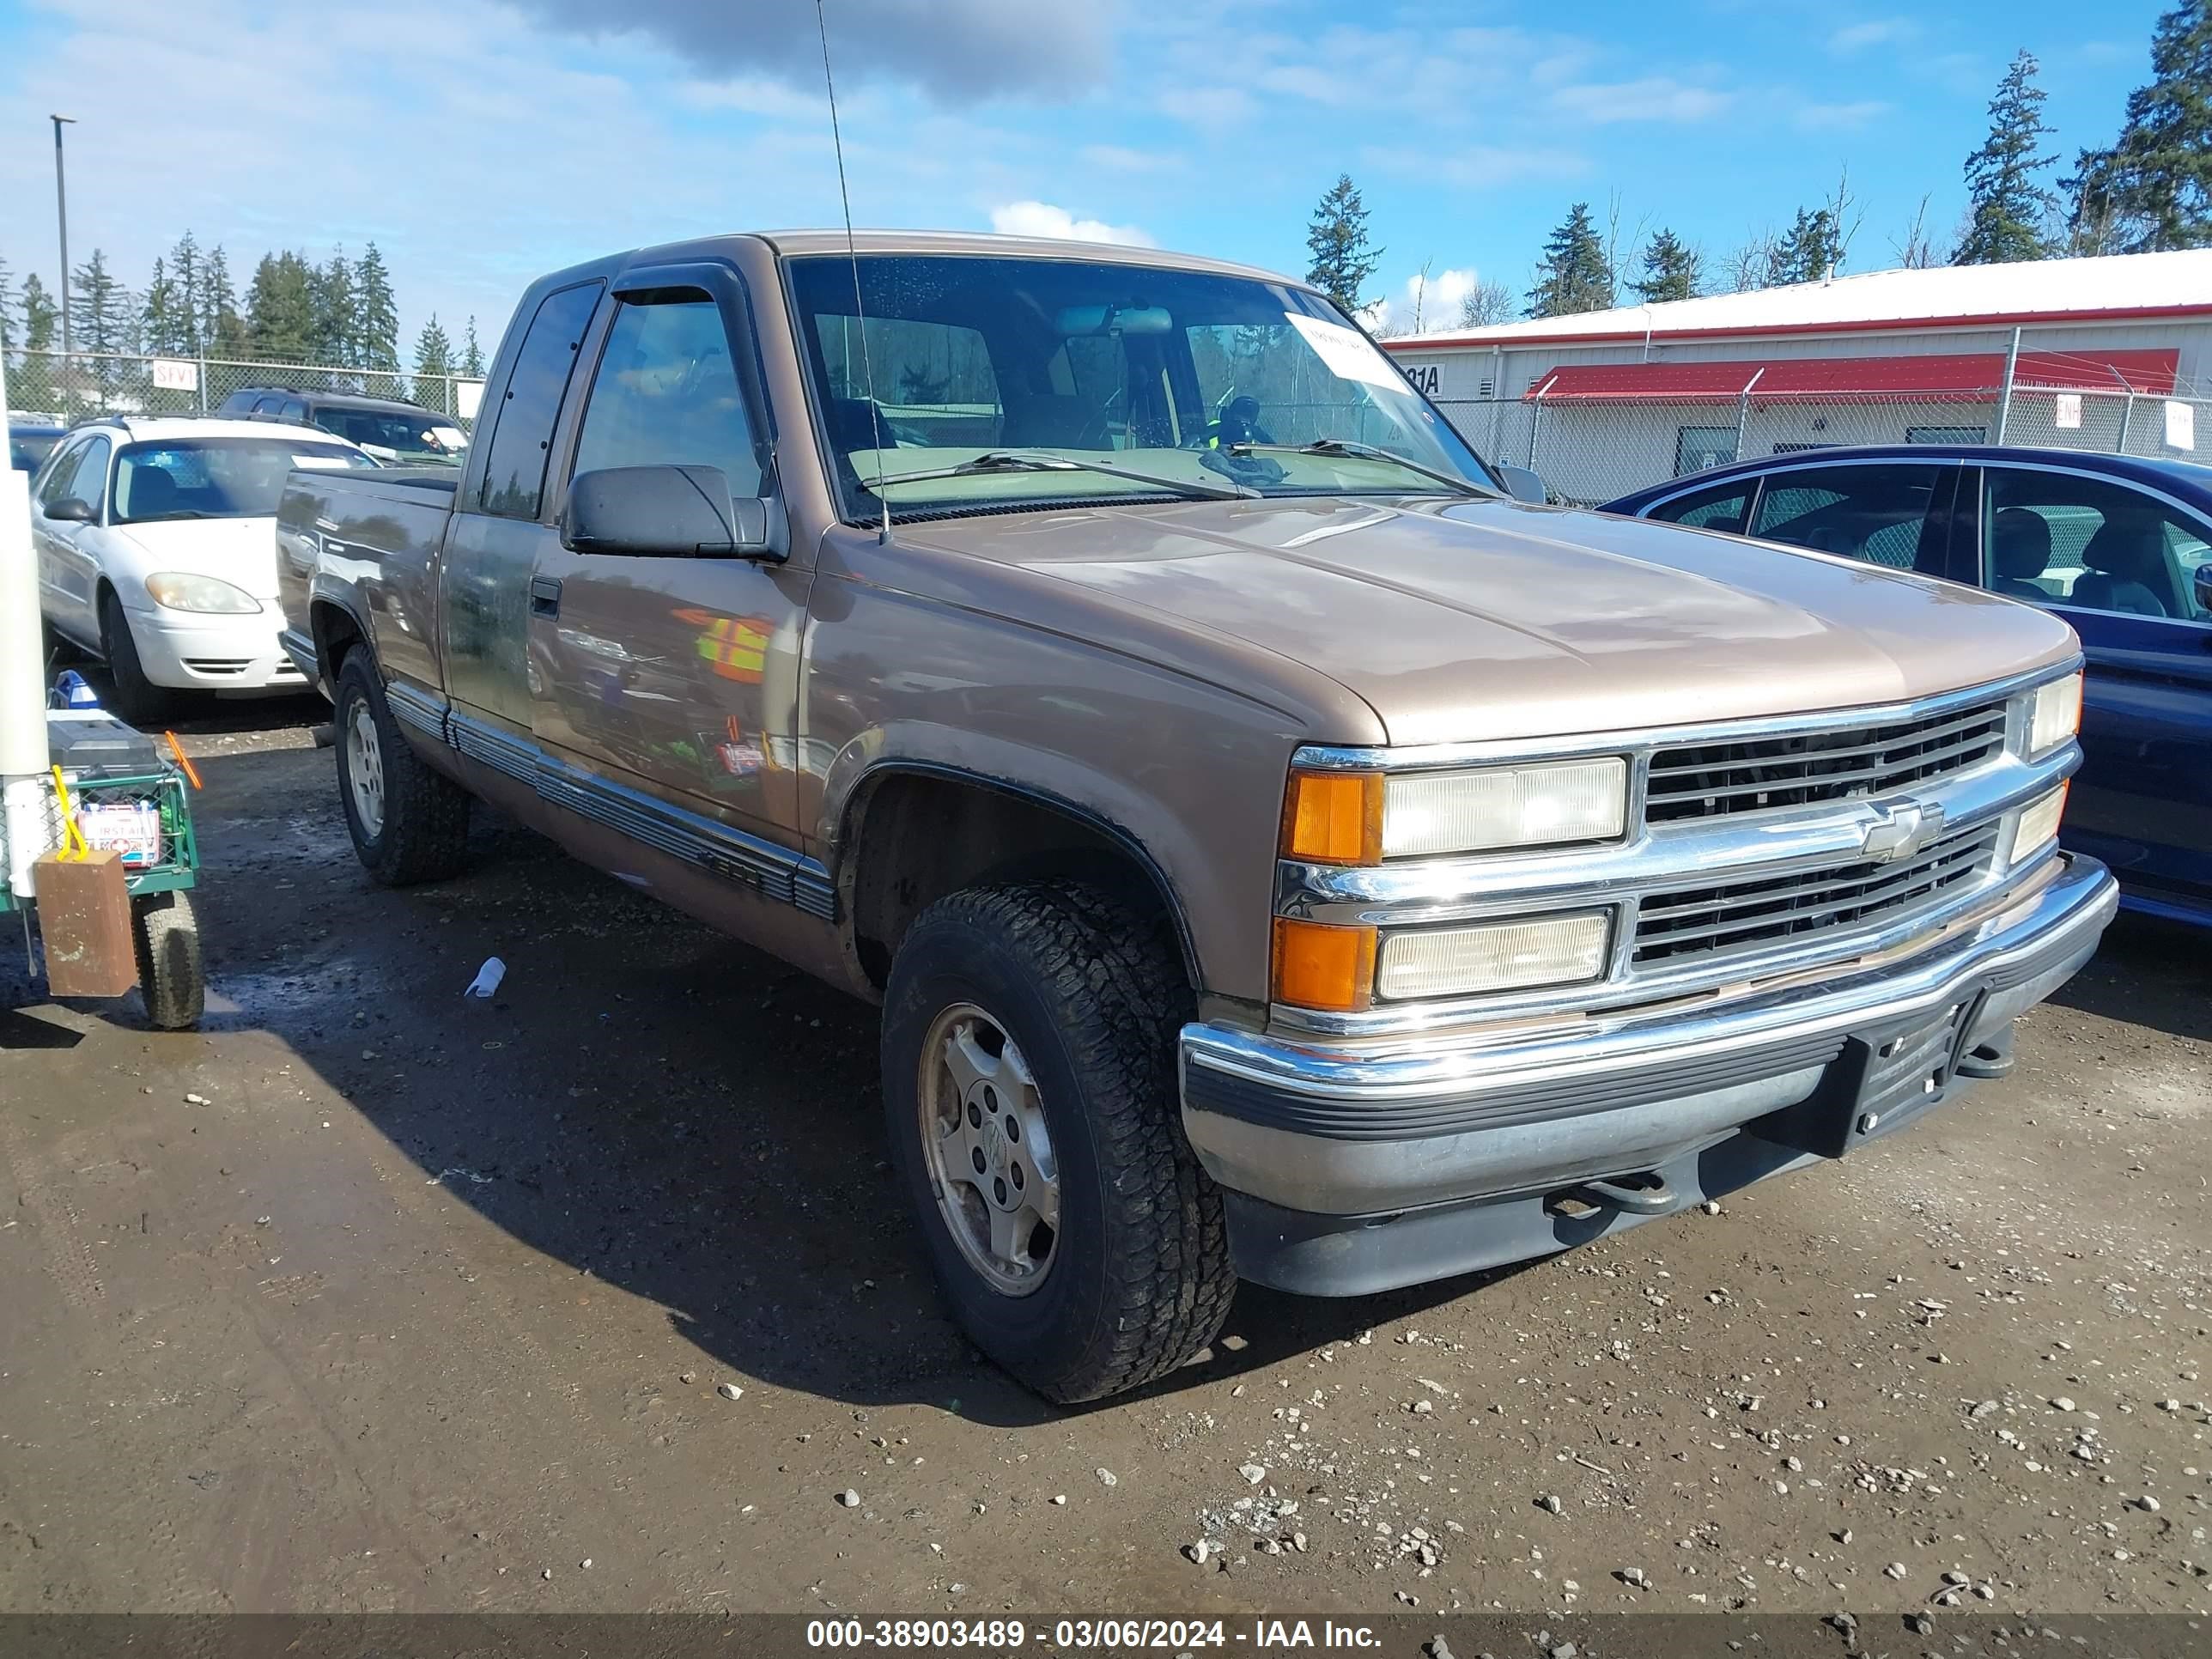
[{"xmin": 30, "ymin": 416, "xmax": 378, "ymax": 721}]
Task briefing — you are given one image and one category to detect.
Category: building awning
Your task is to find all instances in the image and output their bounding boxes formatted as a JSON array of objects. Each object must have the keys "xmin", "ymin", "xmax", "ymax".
[{"xmin": 1526, "ymin": 349, "xmax": 2179, "ymax": 402}]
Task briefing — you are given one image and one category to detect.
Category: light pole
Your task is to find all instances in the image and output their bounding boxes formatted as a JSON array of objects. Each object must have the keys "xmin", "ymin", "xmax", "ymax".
[{"xmin": 52, "ymin": 113, "xmax": 76, "ymax": 378}]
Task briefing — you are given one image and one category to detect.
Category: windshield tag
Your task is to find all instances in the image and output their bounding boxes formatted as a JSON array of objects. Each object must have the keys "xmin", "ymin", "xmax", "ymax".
[
  {"xmin": 1285, "ymin": 313, "xmax": 1401, "ymax": 390},
  {"xmin": 292, "ymin": 455, "xmax": 352, "ymax": 469}
]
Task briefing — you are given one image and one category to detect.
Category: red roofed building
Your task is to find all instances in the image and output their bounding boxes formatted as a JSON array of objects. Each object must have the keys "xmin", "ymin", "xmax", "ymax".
[{"xmin": 1381, "ymin": 249, "xmax": 2212, "ymax": 502}]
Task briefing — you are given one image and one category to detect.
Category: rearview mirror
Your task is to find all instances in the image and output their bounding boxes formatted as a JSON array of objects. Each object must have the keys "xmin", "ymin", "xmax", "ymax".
[
  {"xmin": 1053, "ymin": 304, "xmax": 1173, "ymax": 337},
  {"xmin": 562, "ymin": 465, "xmax": 775, "ymax": 559},
  {"xmin": 45, "ymin": 496, "xmax": 95, "ymax": 524},
  {"xmin": 1493, "ymin": 465, "xmax": 1549, "ymax": 505},
  {"xmin": 2195, "ymin": 562, "xmax": 2212, "ymax": 617}
]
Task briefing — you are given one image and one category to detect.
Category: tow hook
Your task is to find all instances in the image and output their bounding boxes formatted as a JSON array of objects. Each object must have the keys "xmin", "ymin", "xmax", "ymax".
[{"xmin": 1547, "ymin": 1171, "xmax": 1681, "ymax": 1219}]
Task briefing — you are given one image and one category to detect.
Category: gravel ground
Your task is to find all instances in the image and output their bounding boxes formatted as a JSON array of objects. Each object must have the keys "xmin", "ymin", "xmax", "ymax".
[{"xmin": 2, "ymin": 697, "xmax": 2206, "ymax": 1622}]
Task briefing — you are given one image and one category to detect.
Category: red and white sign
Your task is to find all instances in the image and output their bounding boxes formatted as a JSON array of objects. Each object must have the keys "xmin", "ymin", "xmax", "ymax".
[{"xmin": 149, "ymin": 358, "xmax": 198, "ymax": 392}]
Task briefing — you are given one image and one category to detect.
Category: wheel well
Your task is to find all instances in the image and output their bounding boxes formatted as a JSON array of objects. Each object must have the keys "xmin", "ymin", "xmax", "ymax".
[
  {"xmin": 313, "ymin": 600, "xmax": 366, "ymax": 676},
  {"xmin": 841, "ymin": 770, "xmax": 1196, "ymax": 994}
]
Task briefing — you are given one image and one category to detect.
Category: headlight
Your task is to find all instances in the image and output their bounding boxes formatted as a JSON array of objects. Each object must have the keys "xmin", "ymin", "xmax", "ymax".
[
  {"xmin": 2008, "ymin": 784, "xmax": 2068, "ymax": 868},
  {"xmin": 1382, "ymin": 757, "xmax": 1627, "ymax": 858},
  {"xmin": 1376, "ymin": 910, "xmax": 1611, "ymax": 1000},
  {"xmin": 144, "ymin": 573, "xmax": 261, "ymax": 614},
  {"xmin": 2026, "ymin": 672, "xmax": 2081, "ymax": 758}
]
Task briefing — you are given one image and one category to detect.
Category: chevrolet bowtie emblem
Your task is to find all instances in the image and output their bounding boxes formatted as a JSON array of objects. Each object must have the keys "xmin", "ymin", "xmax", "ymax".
[{"xmin": 1861, "ymin": 799, "xmax": 1944, "ymax": 863}]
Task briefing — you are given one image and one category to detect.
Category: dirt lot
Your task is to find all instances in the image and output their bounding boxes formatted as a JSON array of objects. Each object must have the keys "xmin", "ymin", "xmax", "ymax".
[{"xmin": 3, "ymin": 699, "xmax": 2207, "ymax": 1627}]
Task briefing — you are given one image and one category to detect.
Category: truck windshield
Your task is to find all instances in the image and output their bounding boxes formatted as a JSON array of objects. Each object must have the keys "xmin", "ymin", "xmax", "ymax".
[
  {"xmin": 309, "ymin": 407, "xmax": 471, "ymax": 465},
  {"xmin": 113, "ymin": 438, "xmax": 375, "ymax": 524},
  {"xmin": 786, "ymin": 252, "xmax": 1496, "ymax": 520}
]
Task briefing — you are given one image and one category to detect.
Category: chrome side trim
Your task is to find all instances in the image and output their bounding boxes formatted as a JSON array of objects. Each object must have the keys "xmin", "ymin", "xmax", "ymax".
[
  {"xmin": 384, "ymin": 678, "xmax": 452, "ymax": 747},
  {"xmin": 1290, "ymin": 660, "xmax": 2078, "ymax": 774},
  {"xmin": 442, "ymin": 709, "xmax": 836, "ymax": 921}
]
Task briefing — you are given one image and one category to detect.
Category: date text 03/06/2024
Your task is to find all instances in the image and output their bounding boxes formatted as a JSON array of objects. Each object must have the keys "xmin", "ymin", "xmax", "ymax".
[{"xmin": 803, "ymin": 1618, "xmax": 1382, "ymax": 1650}]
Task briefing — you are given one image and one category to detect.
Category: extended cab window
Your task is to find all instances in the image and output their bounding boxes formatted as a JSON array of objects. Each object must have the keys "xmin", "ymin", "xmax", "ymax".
[
  {"xmin": 1749, "ymin": 463, "xmax": 1948, "ymax": 571},
  {"xmin": 478, "ymin": 280, "xmax": 603, "ymax": 519},
  {"xmin": 573, "ymin": 299, "xmax": 763, "ymax": 498}
]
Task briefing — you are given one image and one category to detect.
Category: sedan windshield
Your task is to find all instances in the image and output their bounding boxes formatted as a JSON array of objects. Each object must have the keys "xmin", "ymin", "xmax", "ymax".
[
  {"xmin": 113, "ymin": 437, "xmax": 376, "ymax": 524},
  {"xmin": 787, "ymin": 252, "xmax": 1495, "ymax": 519}
]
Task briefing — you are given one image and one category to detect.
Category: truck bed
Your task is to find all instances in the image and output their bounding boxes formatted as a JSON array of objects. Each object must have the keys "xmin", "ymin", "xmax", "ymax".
[{"xmin": 276, "ymin": 465, "xmax": 461, "ymax": 697}]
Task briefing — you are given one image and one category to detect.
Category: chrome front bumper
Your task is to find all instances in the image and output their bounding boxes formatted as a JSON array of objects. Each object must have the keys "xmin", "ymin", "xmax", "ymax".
[{"xmin": 1179, "ymin": 854, "xmax": 2118, "ymax": 1296}]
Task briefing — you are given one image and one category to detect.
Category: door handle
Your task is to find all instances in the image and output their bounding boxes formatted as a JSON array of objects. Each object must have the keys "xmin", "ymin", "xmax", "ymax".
[{"xmin": 529, "ymin": 576, "xmax": 562, "ymax": 617}]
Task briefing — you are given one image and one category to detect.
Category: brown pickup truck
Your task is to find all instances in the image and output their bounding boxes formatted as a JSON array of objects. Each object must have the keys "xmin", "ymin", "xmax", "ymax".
[{"xmin": 277, "ymin": 231, "xmax": 2116, "ymax": 1401}]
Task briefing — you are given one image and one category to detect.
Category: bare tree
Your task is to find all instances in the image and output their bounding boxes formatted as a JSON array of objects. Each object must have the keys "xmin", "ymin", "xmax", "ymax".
[
  {"xmin": 1408, "ymin": 257, "xmax": 1433, "ymax": 335},
  {"xmin": 1455, "ymin": 278, "xmax": 1516, "ymax": 328},
  {"xmin": 1603, "ymin": 190, "xmax": 1651, "ymax": 297},
  {"xmin": 1825, "ymin": 165, "xmax": 1869, "ymax": 273},
  {"xmin": 1890, "ymin": 193, "xmax": 1943, "ymax": 268},
  {"xmin": 1721, "ymin": 227, "xmax": 1781, "ymax": 292}
]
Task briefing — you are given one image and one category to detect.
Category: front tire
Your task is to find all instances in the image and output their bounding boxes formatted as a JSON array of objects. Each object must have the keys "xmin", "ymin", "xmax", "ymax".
[
  {"xmin": 882, "ymin": 880, "xmax": 1235, "ymax": 1403},
  {"xmin": 132, "ymin": 890, "xmax": 204, "ymax": 1030},
  {"xmin": 333, "ymin": 652, "xmax": 471, "ymax": 886},
  {"xmin": 99, "ymin": 590, "xmax": 176, "ymax": 727}
]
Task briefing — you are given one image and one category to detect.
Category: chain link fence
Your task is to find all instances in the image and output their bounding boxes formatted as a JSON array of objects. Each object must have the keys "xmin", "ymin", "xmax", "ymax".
[
  {"xmin": 1434, "ymin": 383, "xmax": 2209, "ymax": 507},
  {"xmin": 4, "ymin": 348, "xmax": 485, "ymax": 427}
]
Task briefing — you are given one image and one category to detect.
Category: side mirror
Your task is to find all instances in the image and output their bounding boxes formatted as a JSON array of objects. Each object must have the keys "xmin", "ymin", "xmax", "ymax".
[
  {"xmin": 46, "ymin": 496, "xmax": 96, "ymax": 524},
  {"xmin": 562, "ymin": 465, "xmax": 774, "ymax": 559},
  {"xmin": 1493, "ymin": 464, "xmax": 1549, "ymax": 505},
  {"xmin": 2194, "ymin": 562, "xmax": 2212, "ymax": 617}
]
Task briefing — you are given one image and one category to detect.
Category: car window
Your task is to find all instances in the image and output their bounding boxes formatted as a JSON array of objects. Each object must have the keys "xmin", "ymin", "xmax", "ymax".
[
  {"xmin": 813, "ymin": 313, "xmax": 1002, "ymax": 452},
  {"xmin": 34, "ymin": 439, "xmax": 85, "ymax": 506},
  {"xmin": 282, "ymin": 400, "xmax": 307, "ymax": 422},
  {"xmin": 252, "ymin": 396, "xmax": 283, "ymax": 416},
  {"xmin": 1984, "ymin": 467, "xmax": 2209, "ymax": 622},
  {"xmin": 573, "ymin": 298, "xmax": 763, "ymax": 498},
  {"xmin": 58, "ymin": 436, "xmax": 112, "ymax": 514},
  {"xmin": 1645, "ymin": 479, "xmax": 1750, "ymax": 535},
  {"xmin": 478, "ymin": 279, "xmax": 604, "ymax": 519},
  {"xmin": 1749, "ymin": 463, "xmax": 1947, "ymax": 569}
]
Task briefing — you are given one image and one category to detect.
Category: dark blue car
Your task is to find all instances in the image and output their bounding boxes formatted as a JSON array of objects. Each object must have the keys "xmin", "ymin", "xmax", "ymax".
[{"xmin": 1605, "ymin": 446, "xmax": 2212, "ymax": 927}]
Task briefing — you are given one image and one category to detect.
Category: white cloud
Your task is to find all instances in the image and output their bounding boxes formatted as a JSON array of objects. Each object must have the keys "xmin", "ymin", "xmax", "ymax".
[
  {"xmin": 1079, "ymin": 144, "xmax": 1184, "ymax": 174},
  {"xmin": 1793, "ymin": 100, "xmax": 1892, "ymax": 131},
  {"xmin": 1363, "ymin": 143, "xmax": 1587, "ymax": 190},
  {"xmin": 1548, "ymin": 77, "xmax": 1732, "ymax": 125},
  {"xmin": 1828, "ymin": 18, "xmax": 1918, "ymax": 53},
  {"xmin": 1156, "ymin": 84, "xmax": 1256, "ymax": 129},
  {"xmin": 988, "ymin": 202, "xmax": 1154, "ymax": 246}
]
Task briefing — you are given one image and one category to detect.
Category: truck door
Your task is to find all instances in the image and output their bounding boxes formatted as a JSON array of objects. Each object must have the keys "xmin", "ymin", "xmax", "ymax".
[
  {"xmin": 526, "ymin": 264, "xmax": 806, "ymax": 847},
  {"xmin": 440, "ymin": 278, "xmax": 606, "ymax": 744}
]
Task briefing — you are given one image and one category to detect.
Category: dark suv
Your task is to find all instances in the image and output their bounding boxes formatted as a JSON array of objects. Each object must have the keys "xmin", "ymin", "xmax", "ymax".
[{"xmin": 216, "ymin": 387, "xmax": 469, "ymax": 466}]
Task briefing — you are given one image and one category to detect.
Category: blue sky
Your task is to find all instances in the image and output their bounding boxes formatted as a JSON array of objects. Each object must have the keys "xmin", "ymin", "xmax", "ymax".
[{"xmin": 0, "ymin": 0, "xmax": 2178, "ymax": 356}]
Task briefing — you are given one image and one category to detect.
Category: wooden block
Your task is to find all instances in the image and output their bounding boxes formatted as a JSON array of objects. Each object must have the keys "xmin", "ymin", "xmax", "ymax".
[{"xmin": 35, "ymin": 849, "xmax": 139, "ymax": 999}]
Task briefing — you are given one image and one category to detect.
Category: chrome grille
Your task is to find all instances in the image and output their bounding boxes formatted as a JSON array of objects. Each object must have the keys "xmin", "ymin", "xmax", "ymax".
[
  {"xmin": 1645, "ymin": 700, "xmax": 2008, "ymax": 823},
  {"xmin": 1631, "ymin": 822, "xmax": 2001, "ymax": 969}
]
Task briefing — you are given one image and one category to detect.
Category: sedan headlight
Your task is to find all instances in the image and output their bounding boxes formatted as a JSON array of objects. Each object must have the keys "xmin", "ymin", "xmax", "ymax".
[
  {"xmin": 1376, "ymin": 910, "xmax": 1611, "ymax": 1000},
  {"xmin": 1382, "ymin": 757, "xmax": 1628, "ymax": 858},
  {"xmin": 144, "ymin": 572, "xmax": 261, "ymax": 614},
  {"xmin": 2026, "ymin": 672, "xmax": 2082, "ymax": 758}
]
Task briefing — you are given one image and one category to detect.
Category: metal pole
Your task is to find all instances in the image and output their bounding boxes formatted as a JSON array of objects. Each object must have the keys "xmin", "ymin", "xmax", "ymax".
[
  {"xmin": 1734, "ymin": 368, "xmax": 1766, "ymax": 461},
  {"xmin": 0, "ymin": 343, "xmax": 54, "ymax": 898},
  {"xmin": 1995, "ymin": 325, "xmax": 2021, "ymax": 445},
  {"xmin": 2117, "ymin": 393, "xmax": 2135, "ymax": 454},
  {"xmin": 51, "ymin": 115, "xmax": 76, "ymax": 383}
]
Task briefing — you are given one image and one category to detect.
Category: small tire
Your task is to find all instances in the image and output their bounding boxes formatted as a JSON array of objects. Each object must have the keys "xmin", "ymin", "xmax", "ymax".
[
  {"xmin": 881, "ymin": 879, "xmax": 1235, "ymax": 1403},
  {"xmin": 100, "ymin": 589, "xmax": 176, "ymax": 728},
  {"xmin": 132, "ymin": 889, "xmax": 204, "ymax": 1031},
  {"xmin": 333, "ymin": 651, "xmax": 471, "ymax": 886}
]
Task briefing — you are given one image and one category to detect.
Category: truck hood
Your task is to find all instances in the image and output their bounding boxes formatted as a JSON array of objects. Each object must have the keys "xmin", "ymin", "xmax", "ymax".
[
  {"xmin": 115, "ymin": 517, "xmax": 283, "ymax": 601},
  {"xmin": 897, "ymin": 495, "xmax": 2080, "ymax": 745}
]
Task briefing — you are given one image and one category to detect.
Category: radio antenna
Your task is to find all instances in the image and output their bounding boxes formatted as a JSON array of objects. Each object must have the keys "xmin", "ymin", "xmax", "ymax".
[{"xmin": 815, "ymin": 0, "xmax": 890, "ymax": 544}]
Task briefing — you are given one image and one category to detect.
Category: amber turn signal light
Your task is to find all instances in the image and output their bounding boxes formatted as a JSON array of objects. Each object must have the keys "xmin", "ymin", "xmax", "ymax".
[
  {"xmin": 1271, "ymin": 917, "xmax": 1377, "ymax": 1013},
  {"xmin": 1281, "ymin": 769, "xmax": 1383, "ymax": 866}
]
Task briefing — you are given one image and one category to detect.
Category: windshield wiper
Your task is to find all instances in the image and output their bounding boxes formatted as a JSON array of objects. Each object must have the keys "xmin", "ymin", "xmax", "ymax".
[
  {"xmin": 1227, "ymin": 439, "xmax": 1492, "ymax": 498},
  {"xmin": 860, "ymin": 450, "xmax": 1258, "ymax": 502}
]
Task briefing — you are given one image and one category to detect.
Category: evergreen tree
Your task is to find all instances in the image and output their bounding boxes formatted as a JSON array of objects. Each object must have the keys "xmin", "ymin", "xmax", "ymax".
[
  {"xmin": 244, "ymin": 252, "xmax": 317, "ymax": 362},
  {"xmin": 414, "ymin": 314, "xmax": 454, "ymax": 412},
  {"xmin": 70, "ymin": 249, "xmax": 130, "ymax": 404},
  {"xmin": 142, "ymin": 257, "xmax": 192, "ymax": 357},
  {"xmin": 0, "ymin": 254, "xmax": 13, "ymax": 354},
  {"xmin": 311, "ymin": 247, "xmax": 356, "ymax": 368},
  {"xmin": 20, "ymin": 272, "xmax": 58, "ymax": 352},
  {"xmin": 2067, "ymin": 1, "xmax": 2212, "ymax": 252},
  {"xmin": 14, "ymin": 272, "xmax": 59, "ymax": 410},
  {"xmin": 459, "ymin": 316, "xmax": 485, "ymax": 378},
  {"xmin": 201, "ymin": 245, "xmax": 246, "ymax": 358},
  {"xmin": 1771, "ymin": 207, "xmax": 1844, "ymax": 284},
  {"xmin": 1304, "ymin": 175, "xmax": 1384, "ymax": 316},
  {"xmin": 354, "ymin": 243, "xmax": 401, "ymax": 385},
  {"xmin": 1631, "ymin": 228, "xmax": 1701, "ymax": 302},
  {"xmin": 164, "ymin": 231, "xmax": 204, "ymax": 356},
  {"xmin": 1954, "ymin": 50, "xmax": 2059, "ymax": 264},
  {"xmin": 1525, "ymin": 203, "xmax": 1614, "ymax": 318}
]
